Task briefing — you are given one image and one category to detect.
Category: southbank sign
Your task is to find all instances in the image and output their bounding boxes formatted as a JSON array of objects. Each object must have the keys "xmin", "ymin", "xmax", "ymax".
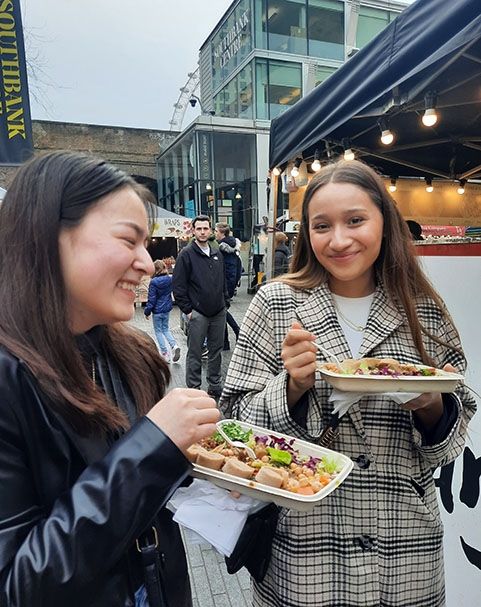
[{"xmin": 0, "ymin": 0, "xmax": 33, "ymax": 165}]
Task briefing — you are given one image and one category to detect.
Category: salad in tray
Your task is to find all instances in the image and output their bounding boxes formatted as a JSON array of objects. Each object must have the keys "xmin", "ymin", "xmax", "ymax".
[
  {"xmin": 322, "ymin": 357, "xmax": 439, "ymax": 377},
  {"xmin": 187, "ymin": 421, "xmax": 344, "ymax": 496}
]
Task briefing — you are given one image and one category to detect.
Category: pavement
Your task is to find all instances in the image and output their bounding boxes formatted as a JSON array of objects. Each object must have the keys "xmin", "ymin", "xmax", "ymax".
[{"xmin": 130, "ymin": 287, "xmax": 255, "ymax": 607}]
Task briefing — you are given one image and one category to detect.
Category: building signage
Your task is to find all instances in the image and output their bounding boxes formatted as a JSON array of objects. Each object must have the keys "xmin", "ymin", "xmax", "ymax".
[
  {"xmin": 0, "ymin": 0, "xmax": 33, "ymax": 165},
  {"xmin": 213, "ymin": 9, "xmax": 250, "ymax": 68},
  {"xmin": 198, "ymin": 132, "xmax": 211, "ymax": 182}
]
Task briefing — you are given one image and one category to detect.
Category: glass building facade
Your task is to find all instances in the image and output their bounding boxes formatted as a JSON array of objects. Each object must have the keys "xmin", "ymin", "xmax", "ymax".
[
  {"xmin": 157, "ymin": 0, "xmax": 408, "ymax": 242},
  {"xmin": 157, "ymin": 126, "xmax": 258, "ymax": 242}
]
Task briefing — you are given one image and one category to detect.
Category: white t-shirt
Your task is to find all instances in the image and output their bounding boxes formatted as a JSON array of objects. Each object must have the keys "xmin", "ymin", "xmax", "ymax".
[
  {"xmin": 331, "ymin": 292, "xmax": 375, "ymax": 358},
  {"xmin": 195, "ymin": 242, "xmax": 210, "ymax": 256}
]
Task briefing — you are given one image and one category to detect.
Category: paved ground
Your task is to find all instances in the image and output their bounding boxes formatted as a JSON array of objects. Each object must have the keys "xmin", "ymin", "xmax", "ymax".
[{"xmin": 130, "ymin": 288, "xmax": 255, "ymax": 607}]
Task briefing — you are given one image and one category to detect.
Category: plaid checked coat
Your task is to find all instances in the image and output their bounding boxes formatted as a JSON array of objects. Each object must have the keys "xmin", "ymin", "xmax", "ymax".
[{"xmin": 220, "ymin": 281, "xmax": 476, "ymax": 607}]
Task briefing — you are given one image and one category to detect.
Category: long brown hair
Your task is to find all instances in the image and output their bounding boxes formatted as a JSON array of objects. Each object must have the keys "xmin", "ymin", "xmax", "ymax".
[
  {"xmin": 0, "ymin": 151, "xmax": 168, "ymax": 434},
  {"xmin": 277, "ymin": 159, "xmax": 459, "ymax": 365}
]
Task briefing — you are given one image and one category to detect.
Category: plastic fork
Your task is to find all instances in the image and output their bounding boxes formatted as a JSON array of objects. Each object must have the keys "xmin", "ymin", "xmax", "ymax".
[
  {"xmin": 215, "ymin": 422, "xmax": 257, "ymax": 460},
  {"xmin": 313, "ymin": 342, "xmax": 343, "ymax": 368}
]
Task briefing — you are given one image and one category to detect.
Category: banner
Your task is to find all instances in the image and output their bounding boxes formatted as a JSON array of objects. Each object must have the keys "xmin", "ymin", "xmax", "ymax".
[{"xmin": 0, "ymin": 0, "xmax": 33, "ymax": 165}]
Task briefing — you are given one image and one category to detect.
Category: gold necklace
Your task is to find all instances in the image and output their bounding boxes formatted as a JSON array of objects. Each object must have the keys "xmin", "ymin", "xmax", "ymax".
[{"xmin": 333, "ymin": 301, "xmax": 366, "ymax": 332}]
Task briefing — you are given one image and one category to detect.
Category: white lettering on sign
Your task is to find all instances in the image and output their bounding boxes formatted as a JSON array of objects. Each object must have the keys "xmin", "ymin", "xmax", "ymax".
[{"xmin": 213, "ymin": 9, "xmax": 250, "ymax": 68}]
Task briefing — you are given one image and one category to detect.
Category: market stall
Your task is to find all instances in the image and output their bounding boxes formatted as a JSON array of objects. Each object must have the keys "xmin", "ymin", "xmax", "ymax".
[{"xmin": 266, "ymin": 0, "xmax": 481, "ymax": 602}]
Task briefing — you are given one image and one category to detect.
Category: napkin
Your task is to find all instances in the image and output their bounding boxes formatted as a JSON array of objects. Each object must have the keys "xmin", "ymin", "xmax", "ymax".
[
  {"xmin": 329, "ymin": 388, "xmax": 421, "ymax": 418},
  {"xmin": 166, "ymin": 479, "xmax": 264, "ymax": 557}
]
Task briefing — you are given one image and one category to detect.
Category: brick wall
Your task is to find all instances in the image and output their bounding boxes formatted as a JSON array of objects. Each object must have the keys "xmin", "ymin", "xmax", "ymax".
[{"xmin": 0, "ymin": 120, "xmax": 179, "ymax": 189}]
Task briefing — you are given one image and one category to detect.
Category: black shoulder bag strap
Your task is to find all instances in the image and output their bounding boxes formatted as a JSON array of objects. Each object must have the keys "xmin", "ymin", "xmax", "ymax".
[{"xmin": 136, "ymin": 527, "xmax": 169, "ymax": 607}]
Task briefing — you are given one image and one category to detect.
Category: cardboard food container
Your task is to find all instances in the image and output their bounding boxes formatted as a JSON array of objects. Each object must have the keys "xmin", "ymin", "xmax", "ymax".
[
  {"xmin": 317, "ymin": 363, "xmax": 463, "ymax": 394},
  {"xmin": 191, "ymin": 420, "xmax": 353, "ymax": 512}
]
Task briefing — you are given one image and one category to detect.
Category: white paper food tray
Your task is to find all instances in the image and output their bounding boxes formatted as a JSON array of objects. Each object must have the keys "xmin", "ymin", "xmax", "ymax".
[
  {"xmin": 191, "ymin": 420, "xmax": 353, "ymax": 512},
  {"xmin": 318, "ymin": 364, "xmax": 463, "ymax": 394}
]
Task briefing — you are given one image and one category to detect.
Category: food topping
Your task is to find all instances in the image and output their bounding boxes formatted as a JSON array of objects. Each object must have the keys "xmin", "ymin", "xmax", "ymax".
[
  {"xmin": 323, "ymin": 357, "xmax": 437, "ymax": 377},
  {"xmin": 192, "ymin": 423, "xmax": 342, "ymax": 496}
]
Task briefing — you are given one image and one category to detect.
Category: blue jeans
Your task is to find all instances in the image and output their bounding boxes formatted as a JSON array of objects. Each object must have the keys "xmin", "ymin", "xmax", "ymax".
[{"xmin": 152, "ymin": 312, "xmax": 177, "ymax": 355}]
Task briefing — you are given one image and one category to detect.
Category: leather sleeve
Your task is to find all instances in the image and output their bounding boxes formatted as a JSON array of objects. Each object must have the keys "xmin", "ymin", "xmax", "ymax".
[{"xmin": 0, "ymin": 365, "xmax": 191, "ymax": 606}]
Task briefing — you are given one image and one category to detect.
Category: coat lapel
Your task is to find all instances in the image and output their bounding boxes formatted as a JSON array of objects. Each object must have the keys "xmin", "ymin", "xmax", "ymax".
[
  {"xmin": 358, "ymin": 285, "xmax": 405, "ymax": 358},
  {"xmin": 294, "ymin": 282, "xmax": 405, "ymax": 444}
]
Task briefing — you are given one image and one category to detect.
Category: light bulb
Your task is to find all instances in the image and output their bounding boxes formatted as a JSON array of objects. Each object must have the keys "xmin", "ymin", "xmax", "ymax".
[
  {"xmin": 380, "ymin": 130, "xmax": 394, "ymax": 145},
  {"xmin": 272, "ymin": 167, "xmax": 281, "ymax": 176},
  {"xmin": 457, "ymin": 185, "xmax": 465, "ymax": 195},
  {"xmin": 425, "ymin": 177, "xmax": 433, "ymax": 192},
  {"xmin": 426, "ymin": 185, "xmax": 433, "ymax": 193},
  {"xmin": 344, "ymin": 148, "xmax": 355, "ymax": 161},
  {"xmin": 291, "ymin": 166, "xmax": 299, "ymax": 178},
  {"xmin": 311, "ymin": 159, "xmax": 321, "ymax": 172},
  {"xmin": 422, "ymin": 108, "xmax": 438, "ymax": 127},
  {"xmin": 206, "ymin": 183, "xmax": 212, "ymax": 190},
  {"xmin": 235, "ymin": 192, "xmax": 242, "ymax": 199}
]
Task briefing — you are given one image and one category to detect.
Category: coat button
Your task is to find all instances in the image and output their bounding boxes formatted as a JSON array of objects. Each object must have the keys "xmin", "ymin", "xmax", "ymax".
[
  {"xmin": 356, "ymin": 535, "xmax": 374, "ymax": 551},
  {"xmin": 355, "ymin": 455, "xmax": 371, "ymax": 469}
]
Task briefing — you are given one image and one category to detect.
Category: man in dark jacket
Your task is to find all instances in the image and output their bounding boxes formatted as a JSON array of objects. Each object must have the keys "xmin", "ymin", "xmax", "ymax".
[
  {"xmin": 215, "ymin": 223, "xmax": 242, "ymax": 350},
  {"xmin": 173, "ymin": 216, "xmax": 228, "ymax": 399}
]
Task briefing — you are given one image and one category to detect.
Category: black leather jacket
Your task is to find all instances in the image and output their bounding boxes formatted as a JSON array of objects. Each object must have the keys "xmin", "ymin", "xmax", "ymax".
[{"xmin": 0, "ymin": 347, "xmax": 192, "ymax": 607}]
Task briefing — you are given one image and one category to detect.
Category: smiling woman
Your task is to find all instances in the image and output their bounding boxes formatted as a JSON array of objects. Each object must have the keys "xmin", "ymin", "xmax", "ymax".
[
  {"xmin": 220, "ymin": 159, "xmax": 476, "ymax": 607},
  {"xmin": 0, "ymin": 151, "xmax": 220, "ymax": 607}
]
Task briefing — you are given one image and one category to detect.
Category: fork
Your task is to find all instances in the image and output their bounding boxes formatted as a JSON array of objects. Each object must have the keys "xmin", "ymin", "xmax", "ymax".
[
  {"xmin": 215, "ymin": 422, "xmax": 257, "ymax": 460},
  {"xmin": 313, "ymin": 342, "xmax": 343, "ymax": 368}
]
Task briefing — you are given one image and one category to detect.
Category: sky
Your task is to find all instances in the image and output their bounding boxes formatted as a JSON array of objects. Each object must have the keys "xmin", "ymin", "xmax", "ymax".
[{"xmin": 21, "ymin": 0, "xmax": 232, "ymax": 131}]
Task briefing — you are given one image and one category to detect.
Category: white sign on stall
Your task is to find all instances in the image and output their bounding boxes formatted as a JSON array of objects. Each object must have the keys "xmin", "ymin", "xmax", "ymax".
[{"xmin": 420, "ymin": 256, "xmax": 481, "ymax": 606}]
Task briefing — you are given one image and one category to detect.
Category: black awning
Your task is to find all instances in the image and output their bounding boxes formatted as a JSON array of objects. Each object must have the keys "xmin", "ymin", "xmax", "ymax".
[{"xmin": 269, "ymin": 0, "xmax": 481, "ymax": 180}]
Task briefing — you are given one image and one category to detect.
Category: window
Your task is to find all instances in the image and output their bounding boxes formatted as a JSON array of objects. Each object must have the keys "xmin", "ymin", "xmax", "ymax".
[
  {"xmin": 267, "ymin": 0, "xmax": 307, "ymax": 55},
  {"xmin": 211, "ymin": 1, "xmax": 253, "ymax": 90},
  {"xmin": 254, "ymin": 0, "xmax": 268, "ymax": 49},
  {"xmin": 224, "ymin": 77, "xmax": 239, "ymax": 118},
  {"xmin": 356, "ymin": 6, "xmax": 389, "ymax": 49},
  {"xmin": 255, "ymin": 59, "xmax": 269, "ymax": 120},
  {"xmin": 238, "ymin": 63, "xmax": 254, "ymax": 119},
  {"xmin": 314, "ymin": 64, "xmax": 335, "ymax": 87},
  {"xmin": 268, "ymin": 60, "xmax": 302, "ymax": 118},
  {"xmin": 307, "ymin": 0, "xmax": 344, "ymax": 60}
]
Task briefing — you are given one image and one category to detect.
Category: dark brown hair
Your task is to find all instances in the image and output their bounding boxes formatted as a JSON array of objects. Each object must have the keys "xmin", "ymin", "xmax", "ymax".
[
  {"xmin": 278, "ymin": 159, "xmax": 459, "ymax": 365},
  {"xmin": 192, "ymin": 214, "xmax": 211, "ymax": 228},
  {"xmin": 0, "ymin": 151, "xmax": 169, "ymax": 434}
]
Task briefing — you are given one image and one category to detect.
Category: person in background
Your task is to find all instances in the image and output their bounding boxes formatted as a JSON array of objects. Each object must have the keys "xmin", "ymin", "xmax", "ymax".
[
  {"xmin": 144, "ymin": 259, "xmax": 181, "ymax": 363},
  {"xmin": 406, "ymin": 219, "xmax": 424, "ymax": 241},
  {"xmin": 273, "ymin": 231, "xmax": 290, "ymax": 276},
  {"xmin": 0, "ymin": 151, "xmax": 220, "ymax": 607},
  {"xmin": 215, "ymin": 222, "xmax": 242, "ymax": 351},
  {"xmin": 220, "ymin": 159, "xmax": 475, "ymax": 607},
  {"xmin": 173, "ymin": 215, "xmax": 228, "ymax": 401}
]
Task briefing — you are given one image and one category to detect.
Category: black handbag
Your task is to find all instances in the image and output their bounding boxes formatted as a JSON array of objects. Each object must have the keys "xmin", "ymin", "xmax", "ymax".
[
  {"xmin": 224, "ymin": 503, "xmax": 279, "ymax": 583},
  {"xmin": 136, "ymin": 526, "xmax": 169, "ymax": 607}
]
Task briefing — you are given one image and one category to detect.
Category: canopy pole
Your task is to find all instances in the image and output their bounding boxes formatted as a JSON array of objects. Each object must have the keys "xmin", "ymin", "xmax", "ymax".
[{"xmin": 265, "ymin": 172, "xmax": 278, "ymax": 280}]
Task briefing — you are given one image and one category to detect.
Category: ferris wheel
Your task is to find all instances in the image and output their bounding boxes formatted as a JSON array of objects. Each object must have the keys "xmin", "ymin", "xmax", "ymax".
[{"xmin": 169, "ymin": 68, "xmax": 201, "ymax": 131}]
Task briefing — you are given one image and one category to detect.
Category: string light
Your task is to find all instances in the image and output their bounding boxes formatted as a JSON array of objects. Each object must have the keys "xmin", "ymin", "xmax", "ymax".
[
  {"xmin": 291, "ymin": 157, "xmax": 302, "ymax": 178},
  {"xmin": 344, "ymin": 148, "xmax": 355, "ymax": 161},
  {"xmin": 422, "ymin": 92, "xmax": 438, "ymax": 127},
  {"xmin": 272, "ymin": 167, "xmax": 281, "ymax": 176},
  {"xmin": 206, "ymin": 183, "xmax": 212, "ymax": 190},
  {"xmin": 425, "ymin": 177, "xmax": 433, "ymax": 193},
  {"xmin": 379, "ymin": 117, "xmax": 394, "ymax": 145},
  {"xmin": 457, "ymin": 179, "xmax": 466, "ymax": 195},
  {"xmin": 389, "ymin": 178, "xmax": 397, "ymax": 193},
  {"xmin": 311, "ymin": 149, "xmax": 321, "ymax": 172}
]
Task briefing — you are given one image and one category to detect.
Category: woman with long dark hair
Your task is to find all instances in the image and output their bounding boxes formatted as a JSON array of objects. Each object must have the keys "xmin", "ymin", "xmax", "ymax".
[
  {"xmin": 0, "ymin": 151, "xmax": 220, "ymax": 607},
  {"xmin": 221, "ymin": 160, "xmax": 476, "ymax": 606}
]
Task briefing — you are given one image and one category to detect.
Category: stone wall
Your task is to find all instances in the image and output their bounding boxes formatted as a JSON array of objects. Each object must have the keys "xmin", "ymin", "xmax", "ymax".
[{"xmin": 0, "ymin": 120, "xmax": 179, "ymax": 189}]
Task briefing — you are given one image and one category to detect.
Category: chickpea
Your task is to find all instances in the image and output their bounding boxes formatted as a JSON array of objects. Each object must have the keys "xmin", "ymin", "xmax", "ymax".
[
  {"xmin": 261, "ymin": 455, "xmax": 269, "ymax": 463},
  {"xmin": 299, "ymin": 478, "xmax": 310, "ymax": 488}
]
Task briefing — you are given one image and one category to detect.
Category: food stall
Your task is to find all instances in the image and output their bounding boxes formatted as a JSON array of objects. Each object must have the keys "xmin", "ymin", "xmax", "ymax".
[
  {"xmin": 134, "ymin": 208, "xmax": 192, "ymax": 305},
  {"xmin": 266, "ymin": 0, "xmax": 481, "ymax": 601}
]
